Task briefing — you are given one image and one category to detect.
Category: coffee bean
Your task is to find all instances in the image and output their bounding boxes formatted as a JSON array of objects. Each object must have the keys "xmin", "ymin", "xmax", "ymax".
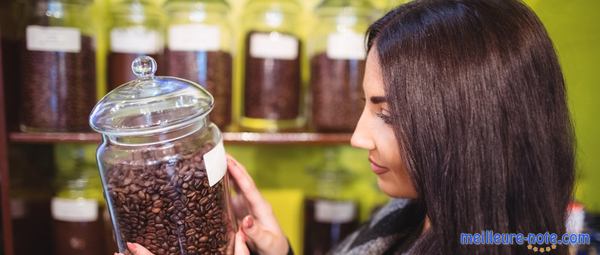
[
  {"xmin": 20, "ymin": 35, "xmax": 96, "ymax": 131},
  {"xmin": 104, "ymin": 142, "xmax": 233, "ymax": 254},
  {"xmin": 310, "ymin": 53, "xmax": 365, "ymax": 132},
  {"xmin": 165, "ymin": 50, "xmax": 232, "ymax": 128},
  {"xmin": 243, "ymin": 31, "xmax": 301, "ymax": 120}
]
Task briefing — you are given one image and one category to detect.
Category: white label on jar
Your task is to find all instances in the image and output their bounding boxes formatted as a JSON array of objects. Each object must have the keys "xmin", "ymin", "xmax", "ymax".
[
  {"xmin": 110, "ymin": 26, "xmax": 163, "ymax": 54},
  {"xmin": 250, "ymin": 32, "xmax": 298, "ymax": 60},
  {"xmin": 168, "ymin": 24, "xmax": 221, "ymax": 51},
  {"xmin": 326, "ymin": 32, "xmax": 366, "ymax": 60},
  {"xmin": 51, "ymin": 197, "xmax": 98, "ymax": 222},
  {"xmin": 315, "ymin": 200, "xmax": 356, "ymax": 224},
  {"xmin": 10, "ymin": 199, "xmax": 26, "ymax": 219},
  {"xmin": 204, "ymin": 139, "xmax": 227, "ymax": 187},
  {"xmin": 26, "ymin": 25, "xmax": 81, "ymax": 52}
]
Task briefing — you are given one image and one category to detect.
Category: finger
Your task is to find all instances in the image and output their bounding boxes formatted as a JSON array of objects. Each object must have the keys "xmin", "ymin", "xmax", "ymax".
[
  {"xmin": 127, "ymin": 242, "xmax": 154, "ymax": 255},
  {"xmin": 234, "ymin": 230, "xmax": 250, "ymax": 255},
  {"xmin": 231, "ymin": 192, "xmax": 250, "ymax": 220},
  {"xmin": 226, "ymin": 157, "xmax": 272, "ymax": 218},
  {"xmin": 241, "ymin": 215, "xmax": 287, "ymax": 254}
]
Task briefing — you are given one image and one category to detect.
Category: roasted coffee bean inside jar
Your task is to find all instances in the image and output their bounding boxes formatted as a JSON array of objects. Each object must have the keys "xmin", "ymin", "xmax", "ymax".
[
  {"xmin": 166, "ymin": 50, "xmax": 232, "ymax": 129},
  {"xmin": 20, "ymin": 36, "xmax": 97, "ymax": 132},
  {"xmin": 105, "ymin": 142, "xmax": 233, "ymax": 255},
  {"xmin": 243, "ymin": 31, "xmax": 301, "ymax": 120},
  {"xmin": 310, "ymin": 53, "xmax": 365, "ymax": 132}
]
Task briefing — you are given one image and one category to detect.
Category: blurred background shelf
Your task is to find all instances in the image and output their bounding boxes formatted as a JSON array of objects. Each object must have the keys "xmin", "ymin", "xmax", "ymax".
[{"xmin": 8, "ymin": 131, "xmax": 352, "ymax": 145}]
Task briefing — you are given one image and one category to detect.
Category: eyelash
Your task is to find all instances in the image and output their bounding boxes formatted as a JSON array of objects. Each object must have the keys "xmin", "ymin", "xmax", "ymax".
[{"xmin": 376, "ymin": 112, "xmax": 393, "ymax": 124}]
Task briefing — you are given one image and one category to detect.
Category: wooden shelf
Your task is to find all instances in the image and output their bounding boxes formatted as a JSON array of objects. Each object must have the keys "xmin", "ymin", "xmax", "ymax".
[{"xmin": 8, "ymin": 132, "xmax": 352, "ymax": 145}]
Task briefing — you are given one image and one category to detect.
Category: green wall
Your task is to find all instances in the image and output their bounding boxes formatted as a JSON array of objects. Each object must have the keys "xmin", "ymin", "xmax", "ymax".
[{"xmin": 528, "ymin": 0, "xmax": 600, "ymax": 213}]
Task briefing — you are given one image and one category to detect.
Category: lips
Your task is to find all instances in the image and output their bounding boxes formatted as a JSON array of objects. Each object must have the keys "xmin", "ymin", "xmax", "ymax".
[{"xmin": 369, "ymin": 157, "xmax": 389, "ymax": 175}]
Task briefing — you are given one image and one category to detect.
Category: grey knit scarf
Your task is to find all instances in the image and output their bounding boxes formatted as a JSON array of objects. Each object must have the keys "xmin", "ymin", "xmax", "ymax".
[{"xmin": 330, "ymin": 199, "xmax": 423, "ymax": 255}]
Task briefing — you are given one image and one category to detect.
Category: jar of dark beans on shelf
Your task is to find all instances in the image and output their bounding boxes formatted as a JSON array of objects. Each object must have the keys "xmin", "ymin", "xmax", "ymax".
[
  {"xmin": 52, "ymin": 144, "xmax": 107, "ymax": 255},
  {"xmin": 1, "ymin": 0, "xmax": 28, "ymax": 131},
  {"xmin": 90, "ymin": 56, "xmax": 236, "ymax": 255},
  {"xmin": 308, "ymin": 0, "xmax": 374, "ymax": 132},
  {"xmin": 108, "ymin": 0, "xmax": 164, "ymax": 89},
  {"xmin": 240, "ymin": 0, "xmax": 303, "ymax": 132},
  {"xmin": 19, "ymin": 0, "xmax": 97, "ymax": 132},
  {"xmin": 164, "ymin": 0, "xmax": 233, "ymax": 130},
  {"xmin": 304, "ymin": 148, "xmax": 360, "ymax": 255}
]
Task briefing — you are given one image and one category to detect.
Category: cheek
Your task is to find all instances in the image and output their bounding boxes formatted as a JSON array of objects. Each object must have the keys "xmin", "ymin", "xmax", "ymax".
[
  {"xmin": 375, "ymin": 128, "xmax": 418, "ymax": 198},
  {"xmin": 390, "ymin": 166, "xmax": 418, "ymax": 198}
]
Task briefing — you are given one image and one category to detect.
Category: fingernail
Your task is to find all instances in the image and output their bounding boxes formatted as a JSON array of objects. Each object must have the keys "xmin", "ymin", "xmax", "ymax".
[
  {"xmin": 127, "ymin": 242, "xmax": 137, "ymax": 252},
  {"xmin": 243, "ymin": 216, "xmax": 254, "ymax": 229}
]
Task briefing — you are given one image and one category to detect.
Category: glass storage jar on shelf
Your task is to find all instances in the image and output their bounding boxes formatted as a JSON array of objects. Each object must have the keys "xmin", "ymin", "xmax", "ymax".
[
  {"xmin": 52, "ymin": 144, "xmax": 109, "ymax": 255},
  {"xmin": 90, "ymin": 56, "xmax": 235, "ymax": 255},
  {"xmin": 164, "ymin": 0, "xmax": 233, "ymax": 130},
  {"xmin": 19, "ymin": 0, "xmax": 97, "ymax": 132},
  {"xmin": 108, "ymin": 0, "xmax": 164, "ymax": 89},
  {"xmin": 308, "ymin": 0, "xmax": 374, "ymax": 132},
  {"xmin": 1, "ymin": 0, "xmax": 28, "ymax": 131},
  {"xmin": 240, "ymin": 0, "xmax": 303, "ymax": 132},
  {"xmin": 304, "ymin": 148, "xmax": 360, "ymax": 255},
  {"xmin": 8, "ymin": 144, "xmax": 54, "ymax": 255}
]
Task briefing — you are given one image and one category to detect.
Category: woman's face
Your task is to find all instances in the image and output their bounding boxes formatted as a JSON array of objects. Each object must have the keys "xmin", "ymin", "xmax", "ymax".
[{"xmin": 351, "ymin": 48, "xmax": 417, "ymax": 199}]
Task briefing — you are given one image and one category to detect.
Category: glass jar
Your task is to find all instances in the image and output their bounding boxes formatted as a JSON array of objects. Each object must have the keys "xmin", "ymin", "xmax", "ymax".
[
  {"xmin": 9, "ymin": 144, "xmax": 54, "ymax": 255},
  {"xmin": 108, "ymin": 0, "xmax": 164, "ymax": 89},
  {"xmin": 308, "ymin": 0, "xmax": 373, "ymax": 132},
  {"xmin": 19, "ymin": 0, "xmax": 97, "ymax": 132},
  {"xmin": 164, "ymin": 0, "xmax": 233, "ymax": 130},
  {"xmin": 304, "ymin": 148, "xmax": 359, "ymax": 255},
  {"xmin": 1, "ymin": 0, "xmax": 28, "ymax": 131},
  {"xmin": 90, "ymin": 56, "xmax": 235, "ymax": 255},
  {"xmin": 240, "ymin": 0, "xmax": 303, "ymax": 132},
  {"xmin": 52, "ymin": 144, "xmax": 107, "ymax": 255}
]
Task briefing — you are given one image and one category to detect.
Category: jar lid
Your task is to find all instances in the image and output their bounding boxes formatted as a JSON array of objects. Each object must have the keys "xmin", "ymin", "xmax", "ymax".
[{"xmin": 89, "ymin": 56, "xmax": 214, "ymax": 136}]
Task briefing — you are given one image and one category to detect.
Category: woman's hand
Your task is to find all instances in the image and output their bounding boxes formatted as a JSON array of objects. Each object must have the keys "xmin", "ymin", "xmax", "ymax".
[
  {"xmin": 227, "ymin": 155, "xmax": 289, "ymax": 255},
  {"xmin": 115, "ymin": 156, "xmax": 289, "ymax": 255}
]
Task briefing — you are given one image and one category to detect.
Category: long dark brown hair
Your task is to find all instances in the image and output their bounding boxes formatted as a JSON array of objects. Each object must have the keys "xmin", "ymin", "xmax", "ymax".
[{"xmin": 367, "ymin": 0, "xmax": 575, "ymax": 254}]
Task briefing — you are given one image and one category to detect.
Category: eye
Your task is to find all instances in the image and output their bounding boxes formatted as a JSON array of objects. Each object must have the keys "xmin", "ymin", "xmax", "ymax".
[{"xmin": 376, "ymin": 111, "xmax": 393, "ymax": 124}]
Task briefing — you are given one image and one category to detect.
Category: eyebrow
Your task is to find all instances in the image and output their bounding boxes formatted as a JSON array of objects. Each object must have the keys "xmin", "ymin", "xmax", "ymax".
[{"xmin": 370, "ymin": 96, "xmax": 387, "ymax": 104}]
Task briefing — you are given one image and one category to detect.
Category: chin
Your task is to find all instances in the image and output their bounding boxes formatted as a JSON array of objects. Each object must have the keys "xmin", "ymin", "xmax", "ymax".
[{"xmin": 377, "ymin": 177, "xmax": 418, "ymax": 199}]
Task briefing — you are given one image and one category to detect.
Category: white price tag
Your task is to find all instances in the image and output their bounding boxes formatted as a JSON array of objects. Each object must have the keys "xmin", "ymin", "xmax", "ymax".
[
  {"xmin": 204, "ymin": 139, "xmax": 227, "ymax": 187},
  {"xmin": 315, "ymin": 200, "xmax": 357, "ymax": 224},
  {"xmin": 250, "ymin": 32, "xmax": 299, "ymax": 60},
  {"xmin": 111, "ymin": 27, "xmax": 163, "ymax": 54},
  {"xmin": 51, "ymin": 197, "xmax": 98, "ymax": 222},
  {"xmin": 168, "ymin": 24, "xmax": 221, "ymax": 51},
  {"xmin": 327, "ymin": 32, "xmax": 366, "ymax": 60},
  {"xmin": 27, "ymin": 25, "xmax": 81, "ymax": 52}
]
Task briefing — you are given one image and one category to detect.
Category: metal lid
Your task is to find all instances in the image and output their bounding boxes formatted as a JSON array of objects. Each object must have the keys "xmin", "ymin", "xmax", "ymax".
[{"xmin": 89, "ymin": 56, "xmax": 214, "ymax": 137}]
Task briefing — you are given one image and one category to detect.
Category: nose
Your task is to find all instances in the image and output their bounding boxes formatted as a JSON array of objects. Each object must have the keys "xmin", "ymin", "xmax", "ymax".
[{"xmin": 351, "ymin": 109, "xmax": 375, "ymax": 150}]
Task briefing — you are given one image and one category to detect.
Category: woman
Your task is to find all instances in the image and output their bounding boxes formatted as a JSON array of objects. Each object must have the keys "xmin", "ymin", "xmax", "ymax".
[{"xmin": 123, "ymin": 0, "xmax": 575, "ymax": 254}]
